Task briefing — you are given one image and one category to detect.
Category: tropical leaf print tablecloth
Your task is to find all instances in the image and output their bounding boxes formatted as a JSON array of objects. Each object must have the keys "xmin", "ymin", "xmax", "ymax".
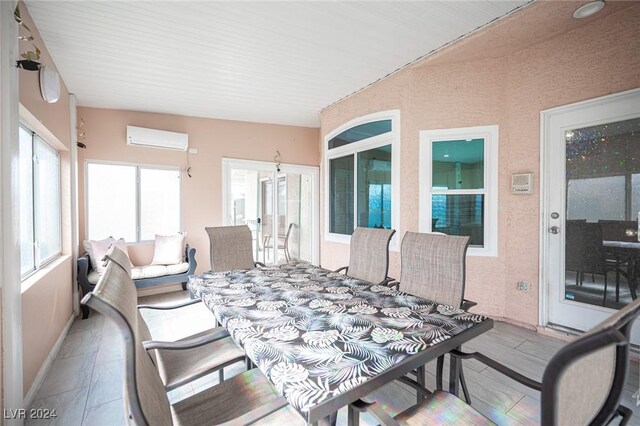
[{"xmin": 188, "ymin": 262, "xmax": 486, "ymax": 420}]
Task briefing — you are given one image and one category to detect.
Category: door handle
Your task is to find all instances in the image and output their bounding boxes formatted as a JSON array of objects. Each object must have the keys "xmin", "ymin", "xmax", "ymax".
[{"xmin": 549, "ymin": 226, "xmax": 560, "ymax": 234}]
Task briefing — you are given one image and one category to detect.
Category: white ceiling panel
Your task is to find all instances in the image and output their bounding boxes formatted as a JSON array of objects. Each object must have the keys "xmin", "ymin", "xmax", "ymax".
[{"xmin": 26, "ymin": 1, "xmax": 528, "ymax": 127}]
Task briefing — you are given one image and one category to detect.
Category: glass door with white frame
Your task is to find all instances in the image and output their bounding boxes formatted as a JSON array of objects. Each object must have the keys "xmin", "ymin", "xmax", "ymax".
[
  {"xmin": 223, "ymin": 159, "xmax": 319, "ymax": 266},
  {"xmin": 543, "ymin": 89, "xmax": 640, "ymax": 341}
]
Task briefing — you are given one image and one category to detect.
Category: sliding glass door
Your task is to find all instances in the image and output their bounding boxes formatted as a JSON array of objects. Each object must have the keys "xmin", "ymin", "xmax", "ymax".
[{"xmin": 223, "ymin": 159, "xmax": 319, "ymax": 265}]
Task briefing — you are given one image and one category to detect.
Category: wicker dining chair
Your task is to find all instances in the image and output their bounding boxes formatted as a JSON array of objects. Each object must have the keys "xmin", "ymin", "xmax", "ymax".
[
  {"xmin": 205, "ymin": 225, "xmax": 266, "ymax": 272},
  {"xmin": 98, "ymin": 247, "xmax": 246, "ymax": 392},
  {"xmin": 397, "ymin": 232, "xmax": 474, "ymax": 404},
  {"xmin": 348, "ymin": 297, "xmax": 640, "ymax": 426},
  {"xmin": 81, "ymin": 258, "xmax": 296, "ymax": 425},
  {"xmin": 335, "ymin": 227, "xmax": 396, "ymax": 285}
]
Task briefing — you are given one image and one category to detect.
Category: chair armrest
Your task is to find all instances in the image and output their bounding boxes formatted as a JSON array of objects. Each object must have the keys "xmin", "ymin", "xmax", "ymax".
[
  {"xmin": 255, "ymin": 261, "xmax": 266, "ymax": 267},
  {"xmin": 185, "ymin": 246, "xmax": 197, "ymax": 275},
  {"xmin": 387, "ymin": 280, "xmax": 400, "ymax": 290},
  {"xmin": 617, "ymin": 405, "xmax": 632, "ymax": 426},
  {"xmin": 396, "ymin": 376, "xmax": 431, "ymax": 398},
  {"xmin": 379, "ymin": 277, "xmax": 396, "ymax": 286},
  {"xmin": 350, "ymin": 399, "xmax": 400, "ymax": 426},
  {"xmin": 460, "ymin": 299, "xmax": 477, "ymax": 311},
  {"xmin": 334, "ymin": 266, "xmax": 348, "ymax": 274},
  {"xmin": 138, "ymin": 298, "xmax": 201, "ymax": 310},
  {"xmin": 77, "ymin": 254, "xmax": 93, "ymax": 295},
  {"xmin": 450, "ymin": 349, "xmax": 542, "ymax": 391},
  {"xmin": 143, "ymin": 328, "xmax": 230, "ymax": 351}
]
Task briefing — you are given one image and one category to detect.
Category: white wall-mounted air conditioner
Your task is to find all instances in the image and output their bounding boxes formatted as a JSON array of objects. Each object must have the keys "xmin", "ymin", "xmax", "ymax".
[{"xmin": 126, "ymin": 126, "xmax": 188, "ymax": 151}]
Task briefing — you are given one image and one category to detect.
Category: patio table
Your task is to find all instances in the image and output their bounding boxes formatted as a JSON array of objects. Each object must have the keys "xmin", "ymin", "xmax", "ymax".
[{"xmin": 188, "ymin": 261, "xmax": 493, "ymax": 425}]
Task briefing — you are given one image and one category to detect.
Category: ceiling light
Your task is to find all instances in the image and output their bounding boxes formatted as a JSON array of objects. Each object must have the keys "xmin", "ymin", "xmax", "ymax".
[
  {"xmin": 573, "ymin": 1, "xmax": 605, "ymax": 19},
  {"xmin": 443, "ymin": 154, "xmax": 450, "ymax": 158}
]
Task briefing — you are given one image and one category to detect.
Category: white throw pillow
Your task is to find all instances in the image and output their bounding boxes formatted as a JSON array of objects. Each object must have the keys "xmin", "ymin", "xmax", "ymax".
[
  {"xmin": 151, "ymin": 233, "xmax": 187, "ymax": 265},
  {"xmin": 90, "ymin": 238, "xmax": 130, "ymax": 275},
  {"xmin": 83, "ymin": 237, "xmax": 114, "ymax": 271}
]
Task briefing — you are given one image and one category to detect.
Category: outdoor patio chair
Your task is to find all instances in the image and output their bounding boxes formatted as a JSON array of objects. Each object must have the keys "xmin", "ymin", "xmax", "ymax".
[
  {"xmin": 599, "ymin": 220, "xmax": 638, "ymax": 303},
  {"xmin": 205, "ymin": 225, "xmax": 266, "ymax": 272},
  {"xmin": 395, "ymin": 232, "xmax": 474, "ymax": 404},
  {"xmin": 566, "ymin": 221, "xmax": 630, "ymax": 306},
  {"xmin": 81, "ymin": 257, "xmax": 295, "ymax": 425},
  {"xmin": 348, "ymin": 297, "xmax": 640, "ymax": 426},
  {"xmin": 263, "ymin": 222, "xmax": 295, "ymax": 263},
  {"xmin": 91, "ymin": 247, "xmax": 246, "ymax": 392},
  {"xmin": 335, "ymin": 227, "xmax": 396, "ymax": 285}
]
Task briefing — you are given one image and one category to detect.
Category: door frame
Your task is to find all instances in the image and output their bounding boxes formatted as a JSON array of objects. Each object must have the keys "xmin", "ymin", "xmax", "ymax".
[
  {"xmin": 221, "ymin": 157, "xmax": 320, "ymax": 265},
  {"xmin": 1, "ymin": 1, "xmax": 25, "ymax": 419},
  {"xmin": 539, "ymin": 87, "xmax": 640, "ymax": 329}
]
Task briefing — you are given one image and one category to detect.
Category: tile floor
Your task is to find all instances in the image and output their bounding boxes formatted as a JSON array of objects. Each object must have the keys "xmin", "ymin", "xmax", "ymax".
[{"xmin": 25, "ymin": 290, "xmax": 640, "ymax": 425}]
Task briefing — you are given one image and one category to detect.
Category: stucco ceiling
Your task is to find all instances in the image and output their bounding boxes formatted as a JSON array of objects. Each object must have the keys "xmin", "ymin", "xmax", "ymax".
[{"xmin": 26, "ymin": 1, "xmax": 529, "ymax": 127}]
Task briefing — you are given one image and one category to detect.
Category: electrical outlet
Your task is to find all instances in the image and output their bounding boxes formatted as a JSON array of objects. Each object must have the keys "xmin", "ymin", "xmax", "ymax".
[
  {"xmin": 517, "ymin": 281, "xmax": 530, "ymax": 291},
  {"xmin": 188, "ymin": 148, "xmax": 198, "ymax": 154}
]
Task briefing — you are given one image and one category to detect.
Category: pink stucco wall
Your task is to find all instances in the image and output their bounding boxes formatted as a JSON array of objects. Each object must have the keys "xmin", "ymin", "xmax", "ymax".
[
  {"xmin": 76, "ymin": 107, "xmax": 320, "ymax": 279},
  {"xmin": 20, "ymin": 1, "xmax": 74, "ymax": 395},
  {"xmin": 319, "ymin": 1, "xmax": 640, "ymax": 326}
]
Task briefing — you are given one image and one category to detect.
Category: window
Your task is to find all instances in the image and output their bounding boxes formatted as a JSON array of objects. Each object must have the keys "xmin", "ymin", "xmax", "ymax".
[
  {"xmin": 86, "ymin": 162, "xmax": 181, "ymax": 242},
  {"xmin": 567, "ymin": 176, "xmax": 626, "ymax": 221},
  {"xmin": 564, "ymin": 116, "xmax": 640, "ymax": 223},
  {"xmin": 19, "ymin": 125, "xmax": 62, "ymax": 277},
  {"xmin": 325, "ymin": 111, "xmax": 399, "ymax": 244},
  {"xmin": 419, "ymin": 125, "xmax": 498, "ymax": 256}
]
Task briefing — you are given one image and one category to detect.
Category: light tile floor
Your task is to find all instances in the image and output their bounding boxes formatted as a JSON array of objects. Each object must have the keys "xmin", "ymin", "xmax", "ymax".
[{"xmin": 25, "ymin": 290, "xmax": 640, "ymax": 425}]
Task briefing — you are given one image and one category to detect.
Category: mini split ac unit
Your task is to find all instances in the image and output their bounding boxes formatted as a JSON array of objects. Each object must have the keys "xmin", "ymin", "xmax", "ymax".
[{"xmin": 126, "ymin": 126, "xmax": 188, "ymax": 151}]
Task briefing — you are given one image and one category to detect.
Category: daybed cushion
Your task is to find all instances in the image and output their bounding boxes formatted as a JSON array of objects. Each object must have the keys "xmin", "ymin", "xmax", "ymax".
[
  {"xmin": 152, "ymin": 233, "xmax": 187, "ymax": 265},
  {"xmin": 87, "ymin": 262, "xmax": 190, "ymax": 284},
  {"xmin": 132, "ymin": 262, "xmax": 190, "ymax": 280},
  {"xmin": 87, "ymin": 270, "xmax": 101, "ymax": 285}
]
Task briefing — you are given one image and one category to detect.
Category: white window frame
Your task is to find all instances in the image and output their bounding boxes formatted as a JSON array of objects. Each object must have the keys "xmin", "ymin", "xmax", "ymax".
[
  {"xmin": 419, "ymin": 125, "xmax": 498, "ymax": 257},
  {"xmin": 19, "ymin": 123, "xmax": 62, "ymax": 280},
  {"xmin": 324, "ymin": 110, "xmax": 401, "ymax": 249},
  {"xmin": 85, "ymin": 160, "xmax": 183, "ymax": 243}
]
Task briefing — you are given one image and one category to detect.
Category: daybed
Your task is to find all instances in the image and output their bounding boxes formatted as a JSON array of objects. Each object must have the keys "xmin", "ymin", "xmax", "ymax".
[{"xmin": 77, "ymin": 246, "xmax": 196, "ymax": 319}]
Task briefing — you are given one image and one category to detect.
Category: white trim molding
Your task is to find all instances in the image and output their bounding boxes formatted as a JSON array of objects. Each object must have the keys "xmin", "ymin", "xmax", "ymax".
[
  {"xmin": 221, "ymin": 157, "xmax": 320, "ymax": 266},
  {"xmin": 1, "ymin": 1, "xmax": 25, "ymax": 419},
  {"xmin": 419, "ymin": 124, "xmax": 499, "ymax": 257},
  {"xmin": 70, "ymin": 94, "xmax": 79, "ymax": 315},
  {"xmin": 323, "ymin": 110, "xmax": 401, "ymax": 250}
]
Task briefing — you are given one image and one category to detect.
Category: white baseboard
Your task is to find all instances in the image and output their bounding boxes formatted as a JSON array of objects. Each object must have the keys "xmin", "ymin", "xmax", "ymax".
[{"xmin": 23, "ymin": 313, "xmax": 76, "ymax": 408}]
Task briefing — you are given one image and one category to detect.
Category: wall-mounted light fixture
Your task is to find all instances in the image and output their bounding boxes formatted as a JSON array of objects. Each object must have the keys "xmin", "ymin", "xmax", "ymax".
[
  {"xmin": 14, "ymin": 5, "xmax": 42, "ymax": 71},
  {"xmin": 76, "ymin": 118, "xmax": 87, "ymax": 149},
  {"xmin": 274, "ymin": 150, "xmax": 282, "ymax": 172}
]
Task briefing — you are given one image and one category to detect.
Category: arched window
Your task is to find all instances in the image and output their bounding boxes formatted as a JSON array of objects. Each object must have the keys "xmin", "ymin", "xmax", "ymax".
[{"xmin": 324, "ymin": 111, "xmax": 400, "ymax": 245}]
